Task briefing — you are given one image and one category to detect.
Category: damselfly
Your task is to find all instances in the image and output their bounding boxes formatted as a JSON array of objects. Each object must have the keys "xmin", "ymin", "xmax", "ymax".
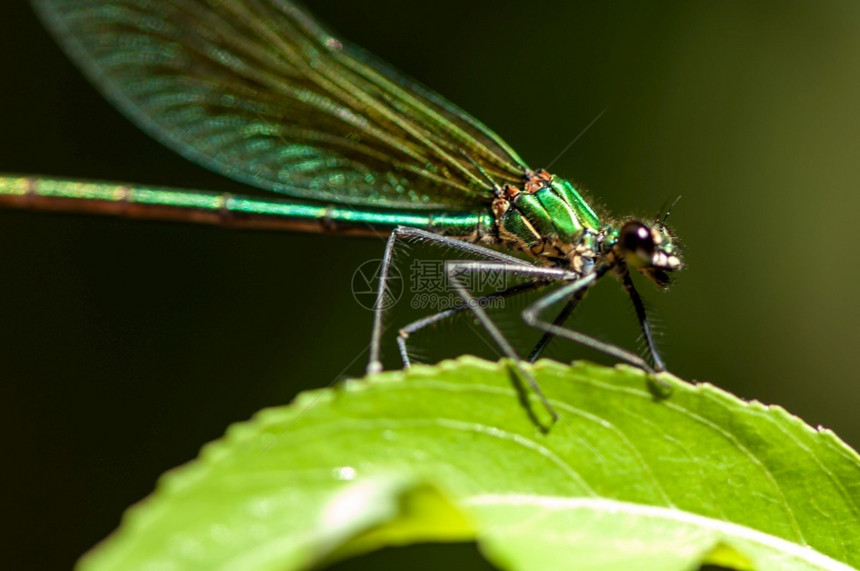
[{"xmin": 1, "ymin": 0, "xmax": 683, "ymax": 417}]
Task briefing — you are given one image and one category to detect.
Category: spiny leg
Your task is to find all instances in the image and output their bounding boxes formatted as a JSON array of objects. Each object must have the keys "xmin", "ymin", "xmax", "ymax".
[
  {"xmin": 622, "ymin": 271, "xmax": 665, "ymax": 371},
  {"xmin": 368, "ymin": 226, "xmax": 543, "ymax": 375},
  {"xmin": 397, "ymin": 280, "xmax": 551, "ymax": 368},
  {"xmin": 522, "ymin": 270, "xmax": 657, "ymax": 373},
  {"xmin": 445, "ymin": 261, "xmax": 578, "ymax": 420},
  {"xmin": 527, "ymin": 296, "xmax": 580, "ymax": 363}
]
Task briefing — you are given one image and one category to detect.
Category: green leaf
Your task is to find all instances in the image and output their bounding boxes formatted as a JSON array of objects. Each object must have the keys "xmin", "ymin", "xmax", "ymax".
[{"xmin": 78, "ymin": 358, "xmax": 860, "ymax": 570}]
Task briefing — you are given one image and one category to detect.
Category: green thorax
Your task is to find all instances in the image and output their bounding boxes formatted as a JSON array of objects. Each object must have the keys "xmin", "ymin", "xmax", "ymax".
[{"xmin": 494, "ymin": 169, "xmax": 602, "ymax": 264}]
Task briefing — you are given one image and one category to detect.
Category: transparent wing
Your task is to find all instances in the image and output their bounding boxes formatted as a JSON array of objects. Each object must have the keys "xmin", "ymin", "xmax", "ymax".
[{"xmin": 33, "ymin": 0, "xmax": 530, "ymax": 210}]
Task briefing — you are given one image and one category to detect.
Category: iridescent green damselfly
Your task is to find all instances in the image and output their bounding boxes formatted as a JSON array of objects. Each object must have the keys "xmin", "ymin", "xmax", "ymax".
[{"xmin": 1, "ymin": 0, "xmax": 683, "ymax": 419}]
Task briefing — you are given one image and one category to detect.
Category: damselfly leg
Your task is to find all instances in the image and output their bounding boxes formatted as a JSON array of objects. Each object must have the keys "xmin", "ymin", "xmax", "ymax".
[
  {"xmin": 444, "ymin": 260, "xmax": 580, "ymax": 418},
  {"xmin": 621, "ymin": 272, "xmax": 665, "ymax": 371},
  {"xmin": 520, "ymin": 272, "xmax": 650, "ymax": 371},
  {"xmin": 368, "ymin": 226, "xmax": 540, "ymax": 374},
  {"xmin": 528, "ymin": 297, "xmax": 580, "ymax": 363},
  {"xmin": 521, "ymin": 271, "xmax": 672, "ymax": 394},
  {"xmin": 396, "ymin": 280, "xmax": 548, "ymax": 368}
]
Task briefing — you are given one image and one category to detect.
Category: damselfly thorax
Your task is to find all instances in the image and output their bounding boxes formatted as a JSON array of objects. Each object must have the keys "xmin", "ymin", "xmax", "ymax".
[{"xmin": 490, "ymin": 168, "xmax": 682, "ymax": 283}]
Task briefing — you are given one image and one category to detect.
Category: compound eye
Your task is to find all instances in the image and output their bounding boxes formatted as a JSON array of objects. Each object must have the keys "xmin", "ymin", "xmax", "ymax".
[{"xmin": 620, "ymin": 221, "xmax": 655, "ymax": 259}]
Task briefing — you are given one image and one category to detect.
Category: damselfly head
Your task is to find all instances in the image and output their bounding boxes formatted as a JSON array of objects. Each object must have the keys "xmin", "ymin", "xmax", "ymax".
[{"xmin": 618, "ymin": 221, "xmax": 683, "ymax": 288}]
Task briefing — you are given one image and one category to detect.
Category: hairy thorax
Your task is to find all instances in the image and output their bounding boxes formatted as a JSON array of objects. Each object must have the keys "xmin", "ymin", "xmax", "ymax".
[{"xmin": 492, "ymin": 169, "xmax": 603, "ymax": 274}]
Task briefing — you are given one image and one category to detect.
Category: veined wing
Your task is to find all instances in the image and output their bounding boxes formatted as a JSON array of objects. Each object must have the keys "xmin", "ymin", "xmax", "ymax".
[{"xmin": 33, "ymin": 0, "xmax": 530, "ymax": 210}]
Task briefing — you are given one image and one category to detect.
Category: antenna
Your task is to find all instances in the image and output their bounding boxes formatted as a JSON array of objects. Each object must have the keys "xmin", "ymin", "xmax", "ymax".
[
  {"xmin": 545, "ymin": 107, "xmax": 609, "ymax": 170},
  {"xmin": 654, "ymin": 196, "xmax": 672, "ymax": 223},
  {"xmin": 660, "ymin": 195, "xmax": 682, "ymax": 226}
]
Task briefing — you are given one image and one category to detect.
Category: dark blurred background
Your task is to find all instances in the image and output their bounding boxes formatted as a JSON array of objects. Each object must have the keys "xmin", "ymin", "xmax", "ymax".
[{"xmin": 1, "ymin": 1, "xmax": 858, "ymax": 568}]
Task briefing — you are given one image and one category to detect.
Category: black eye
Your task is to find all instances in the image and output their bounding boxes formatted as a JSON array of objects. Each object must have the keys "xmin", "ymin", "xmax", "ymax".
[{"xmin": 620, "ymin": 221, "xmax": 654, "ymax": 257}]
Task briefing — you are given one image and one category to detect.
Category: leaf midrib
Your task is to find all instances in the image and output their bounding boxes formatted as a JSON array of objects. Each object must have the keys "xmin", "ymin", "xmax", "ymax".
[{"xmin": 463, "ymin": 494, "xmax": 855, "ymax": 571}]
